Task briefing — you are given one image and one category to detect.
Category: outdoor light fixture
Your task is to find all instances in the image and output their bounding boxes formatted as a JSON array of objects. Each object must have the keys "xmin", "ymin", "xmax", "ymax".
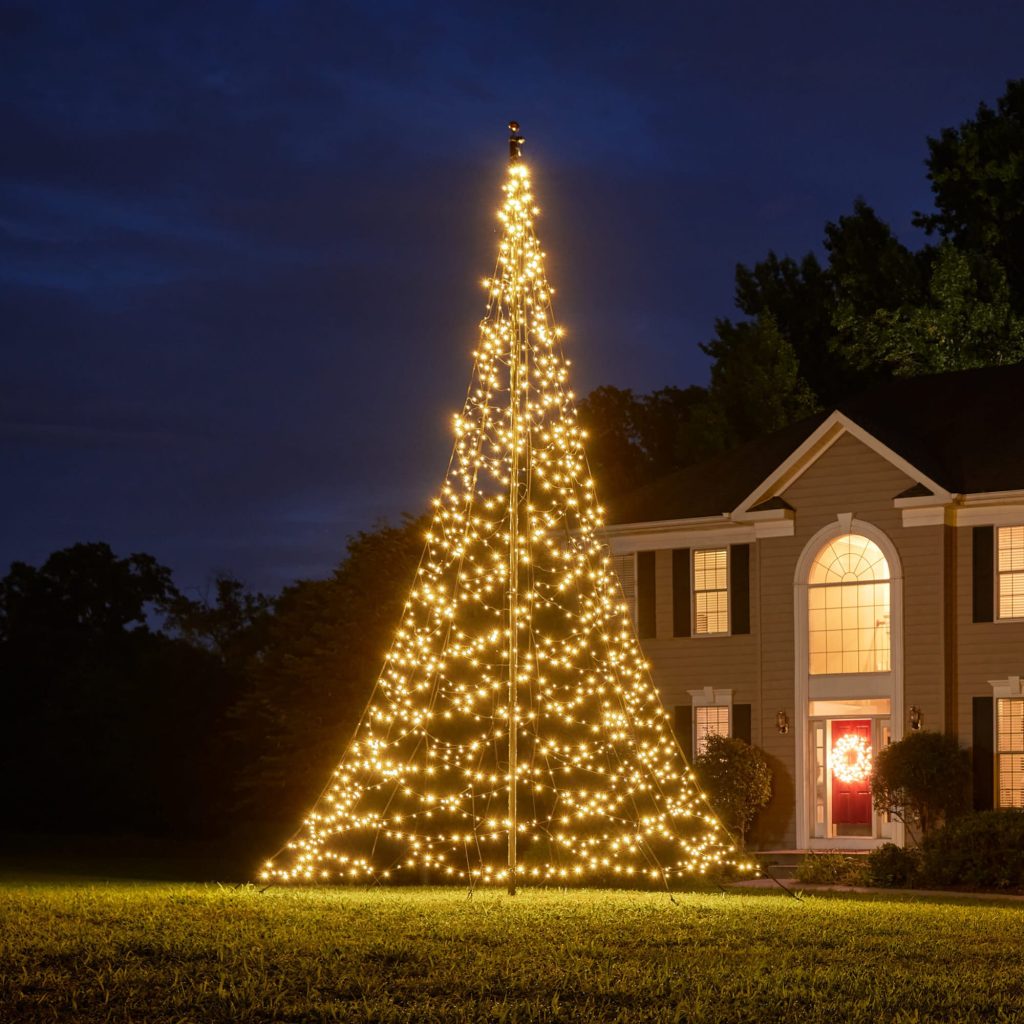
[
  {"xmin": 776, "ymin": 710, "xmax": 790, "ymax": 735},
  {"xmin": 909, "ymin": 705, "xmax": 923, "ymax": 731}
]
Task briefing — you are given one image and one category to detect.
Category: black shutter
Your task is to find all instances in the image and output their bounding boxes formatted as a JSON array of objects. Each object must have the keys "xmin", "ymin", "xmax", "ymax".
[
  {"xmin": 733, "ymin": 703, "xmax": 752, "ymax": 744},
  {"xmin": 636, "ymin": 550, "xmax": 656, "ymax": 639},
  {"xmin": 729, "ymin": 544, "xmax": 751, "ymax": 635},
  {"xmin": 672, "ymin": 548, "xmax": 691, "ymax": 637},
  {"xmin": 972, "ymin": 696, "xmax": 994, "ymax": 811},
  {"xmin": 972, "ymin": 526, "xmax": 995, "ymax": 623},
  {"xmin": 675, "ymin": 705, "xmax": 693, "ymax": 762}
]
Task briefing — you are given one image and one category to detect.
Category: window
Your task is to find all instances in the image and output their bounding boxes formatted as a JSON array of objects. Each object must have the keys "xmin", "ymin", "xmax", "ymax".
[
  {"xmin": 997, "ymin": 697, "xmax": 1024, "ymax": 808},
  {"xmin": 694, "ymin": 705, "xmax": 730, "ymax": 756},
  {"xmin": 997, "ymin": 526, "xmax": 1024, "ymax": 620},
  {"xmin": 693, "ymin": 548, "xmax": 728, "ymax": 635},
  {"xmin": 808, "ymin": 534, "xmax": 891, "ymax": 675}
]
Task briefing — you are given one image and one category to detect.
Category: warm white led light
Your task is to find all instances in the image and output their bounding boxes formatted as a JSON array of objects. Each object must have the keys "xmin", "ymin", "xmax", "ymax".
[{"xmin": 263, "ymin": 142, "xmax": 740, "ymax": 887}]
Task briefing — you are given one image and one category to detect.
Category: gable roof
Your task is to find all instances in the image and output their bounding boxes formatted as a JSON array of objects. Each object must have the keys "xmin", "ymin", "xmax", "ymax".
[{"xmin": 608, "ymin": 362, "xmax": 1024, "ymax": 526}]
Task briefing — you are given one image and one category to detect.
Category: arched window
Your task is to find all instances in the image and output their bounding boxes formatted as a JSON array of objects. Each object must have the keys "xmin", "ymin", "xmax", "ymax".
[{"xmin": 808, "ymin": 534, "xmax": 891, "ymax": 675}]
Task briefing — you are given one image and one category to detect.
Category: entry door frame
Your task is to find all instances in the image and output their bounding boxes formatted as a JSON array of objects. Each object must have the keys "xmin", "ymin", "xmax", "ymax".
[
  {"xmin": 793, "ymin": 516, "xmax": 905, "ymax": 850},
  {"xmin": 809, "ymin": 715, "xmax": 896, "ymax": 845}
]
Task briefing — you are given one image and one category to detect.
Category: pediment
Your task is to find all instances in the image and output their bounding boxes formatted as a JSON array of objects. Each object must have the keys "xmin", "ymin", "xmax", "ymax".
[{"xmin": 731, "ymin": 411, "xmax": 952, "ymax": 518}]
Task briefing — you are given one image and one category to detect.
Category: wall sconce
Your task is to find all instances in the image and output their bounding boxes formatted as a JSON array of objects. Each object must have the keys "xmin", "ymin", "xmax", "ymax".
[
  {"xmin": 776, "ymin": 710, "xmax": 790, "ymax": 735},
  {"xmin": 909, "ymin": 705, "xmax": 923, "ymax": 731}
]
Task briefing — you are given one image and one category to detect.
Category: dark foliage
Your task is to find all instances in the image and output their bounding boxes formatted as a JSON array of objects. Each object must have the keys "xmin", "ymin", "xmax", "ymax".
[
  {"xmin": 0, "ymin": 543, "xmax": 230, "ymax": 836},
  {"xmin": 576, "ymin": 385, "xmax": 711, "ymax": 502},
  {"xmin": 0, "ymin": 525, "xmax": 422, "ymax": 852},
  {"xmin": 795, "ymin": 852, "xmax": 869, "ymax": 886},
  {"xmin": 865, "ymin": 842, "xmax": 920, "ymax": 888},
  {"xmin": 227, "ymin": 517, "xmax": 425, "ymax": 838},
  {"xmin": 914, "ymin": 79, "xmax": 1024, "ymax": 304},
  {"xmin": 919, "ymin": 810, "xmax": 1024, "ymax": 890},
  {"xmin": 694, "ymin": 735, "xmax": 772, "ymax": 848},
  {"xmin": 870, "ymin": 731, "xmax": 971, "ymax": 840}
]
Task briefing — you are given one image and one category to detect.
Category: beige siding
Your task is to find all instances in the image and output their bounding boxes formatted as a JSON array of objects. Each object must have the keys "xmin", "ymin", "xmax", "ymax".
[
  {"xmin": 955, "ymin": 526, "xmax": 1024, "ymax": 737},
  {"xmin": 641, "ymin": 548, "xmax": 760, "ymax": 710}
]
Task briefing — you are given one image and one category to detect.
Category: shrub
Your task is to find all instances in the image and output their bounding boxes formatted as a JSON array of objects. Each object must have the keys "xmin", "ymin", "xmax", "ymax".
[
  {"xmin": 870, "ymin": 731, "xmax": 970, "ymax": 840},
  {"xmin": 694, "ymin": 735, "xmax": 772, "ymax": 848},
  {"xmin": 919, "ymin": 810, "xmax": 1024, "ymax": 890},
  {"xmin": 796, "ymin": 852, "xmax": 870, "ymax": 886},
  {"xmin": 866, "ymin": 842, "xmax": 920, "ymax": 888}
]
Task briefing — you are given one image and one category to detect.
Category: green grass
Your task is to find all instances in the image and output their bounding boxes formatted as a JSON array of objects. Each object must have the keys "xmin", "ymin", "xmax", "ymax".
[{"xmin": 2, "ymin": 884, "xmax": 1023, "ymax": 1023}]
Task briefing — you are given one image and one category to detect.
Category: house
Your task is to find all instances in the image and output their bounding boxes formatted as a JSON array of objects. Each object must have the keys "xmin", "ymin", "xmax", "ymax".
[{"xmin": 603, "ymin": 362, "xmax": 1024, "ymax": 851}]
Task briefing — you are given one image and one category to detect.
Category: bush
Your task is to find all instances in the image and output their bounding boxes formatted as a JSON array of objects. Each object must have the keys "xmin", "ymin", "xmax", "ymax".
[
  {"xmin": 870, "ymin": 731, "xmax": 971, "ymax": 840},
  {"xmin": 694, "ymin": 735, "xmax": 772, "ymax": 848},
  {"xmin": 919, "ymin": 810, "xmax": 1024, "ymax": 890},
  {"xmin": 866, "ymin": 843, "xmax": 920, "ymax": 888},
  {"xmin": 796, "ymin": 853, "xmax": 870, "ymax": 886}
]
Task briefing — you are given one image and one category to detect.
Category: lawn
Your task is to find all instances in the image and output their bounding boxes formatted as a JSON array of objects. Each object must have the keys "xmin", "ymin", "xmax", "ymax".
[{"xmin": 1, "ymin": 884, "xmax": 1022, "ymax": 1023}]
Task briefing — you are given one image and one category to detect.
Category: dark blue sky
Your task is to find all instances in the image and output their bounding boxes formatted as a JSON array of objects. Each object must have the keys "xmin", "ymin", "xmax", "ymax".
[{"xmin": 3, "ymin": 1, "xmax": 1023, "ymax": 593}]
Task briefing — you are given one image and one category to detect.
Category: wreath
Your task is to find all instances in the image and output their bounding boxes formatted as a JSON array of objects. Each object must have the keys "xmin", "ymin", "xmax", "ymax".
[{"xmin": 831, "ymin": 733, "xmax": 872, "ymax": 784}]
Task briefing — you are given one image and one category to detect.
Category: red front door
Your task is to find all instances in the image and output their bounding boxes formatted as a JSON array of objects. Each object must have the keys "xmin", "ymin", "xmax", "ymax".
[{"xmin": 831, "ymin": 719, "xmax": 873, "ymax": 835}]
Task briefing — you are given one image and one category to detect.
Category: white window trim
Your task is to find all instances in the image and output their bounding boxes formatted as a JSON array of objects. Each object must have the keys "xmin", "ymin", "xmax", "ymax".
[
  {"xmin": 793, "ymin": 516, "xmax": 904, "ymax": 850},
  {"xmin": 689, "ymin": 686, "xmax": 733, "ymax": 756},
  {"xmin": 691, "ymin": 545, "xmax": 731, "ymax": 638},
  {"xmin": 995, "ymin": 526, "xmax": 1024, "ymax": 623},
  {"xmin": 991, "ymin": 676, "xmax": 1024, "ymax": 810},
  {"xmin": 806, "ymin": 531, "xmax": 893, "ymax": 675}
]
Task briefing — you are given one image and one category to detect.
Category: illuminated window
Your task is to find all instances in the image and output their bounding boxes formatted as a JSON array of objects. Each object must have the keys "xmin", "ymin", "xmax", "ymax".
[
  {"xmin": 997, "ymin": 526, "xmax": 1024, "ymax": 620},
  {"xmin": 808, "ymin": 534, "xmax": 891, "ymax": 675},
  {"xmin": 693, "ymin": 548, "xmax": 728, "ymax": 635},
  {"xmin": 997, "ymin": 697, "xmax": 1024, "ymax": 809},
  {"xmin": 694, "ymin": 705, "xmax": 730, "ymax": 756}
]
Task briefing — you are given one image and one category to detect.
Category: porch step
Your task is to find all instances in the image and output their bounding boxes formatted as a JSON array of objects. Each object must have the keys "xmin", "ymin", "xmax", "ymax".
[{"xmin": 752, "ymin": 850, "xmax": 805, "ymax": 880}]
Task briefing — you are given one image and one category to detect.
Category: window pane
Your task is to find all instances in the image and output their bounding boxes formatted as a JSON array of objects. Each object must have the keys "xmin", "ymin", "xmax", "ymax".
[
  {"xmin": 809, "ymin": 533, "xmax": 890, "ymax": 585},
  {"xmin": 998, "ymin": 754, "xmax": 1024, "ymax": 808},
  {"xmin": 694, "ymin": 704, "xmax": 730, "ymax": 756},
  {"xmin": 693, "ymin": 548, "xmax": 728, "ymax": 634},
  {"xmin": 997, "ymin": 699, "xmax": 1024, "ymax": 810},
  {"xmin": 998, "ymin": 698, "xmax": 1024, "ymax": 752},
  {"xmin": 808, "ymin": 578, "xmax": 890, "ymax": 675},
  {"xmin": 998, "ymin": 568, "xmax": 1024, "ymax": 619},
  {"xmin": 997, "ymin": 526, "xmax": 1024, "ymax": 573},
  {"xmin": 998, "ymin": 527, "xmax": 1024, "ymax": 620}
]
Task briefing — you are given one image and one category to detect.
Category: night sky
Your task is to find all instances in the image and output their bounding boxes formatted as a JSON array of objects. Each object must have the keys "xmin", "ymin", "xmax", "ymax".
[{"xmin": 4, "ymin": 1, "xmax": 1024, "ymax": 594}]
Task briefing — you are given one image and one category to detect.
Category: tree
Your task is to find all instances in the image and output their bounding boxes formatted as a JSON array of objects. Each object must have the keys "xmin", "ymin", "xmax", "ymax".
[
  {"xmin": 701, "ymin": 313, "xmax": 819, "ymax": 447},
  {"xmin": 575, "ymin": 386, "xmax": 651, "ymax": 500},
  {"xmin": 915, "ymin": 79, "xmax": 1024, "ymax": 304},
  {"xmin": 576, "ymin": 384, "xmax": 710, "ymax": 505},
  {"xmin": 261, "ymin": 148, "xmax": 739, "ymax": 887},
  {"xmin": 0, "ymin": 541, "xmax": 177, "ymax": 645},
  {"xmin": 870, "ymin": 731, "xmax": 971, "ymax": 842},
  {"xmin": 0, "ymin": 542, "xmax": 232, "ymax": 836},
  {"xmin": 694, "ymin": 735, "xmax": 772, "ymax": 849},
  {"xmin": 837, "ymin": 242, "xmax": 1024, "ymax": 376},
  {"xmin": 229, "ymin": 519, "xmax": 424, "ymax": 832},
  {"xmin": 732, "ymin": 251, "xmax": 841, "ymax": 404},
  {"xmin": 165, "ymin": 574, "xmax": 271, "ymax": 670}
]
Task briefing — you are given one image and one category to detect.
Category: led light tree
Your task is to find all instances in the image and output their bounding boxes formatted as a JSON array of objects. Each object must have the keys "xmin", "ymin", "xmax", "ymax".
[{"xmin": 263, "ymin": 124, "xmax": 742, "ymax": 893}]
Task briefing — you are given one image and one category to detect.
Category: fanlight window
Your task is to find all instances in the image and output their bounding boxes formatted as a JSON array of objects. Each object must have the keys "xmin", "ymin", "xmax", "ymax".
[{"xmin": 808, "ymin": 534, "xmax": 891, "ymax": 675}]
